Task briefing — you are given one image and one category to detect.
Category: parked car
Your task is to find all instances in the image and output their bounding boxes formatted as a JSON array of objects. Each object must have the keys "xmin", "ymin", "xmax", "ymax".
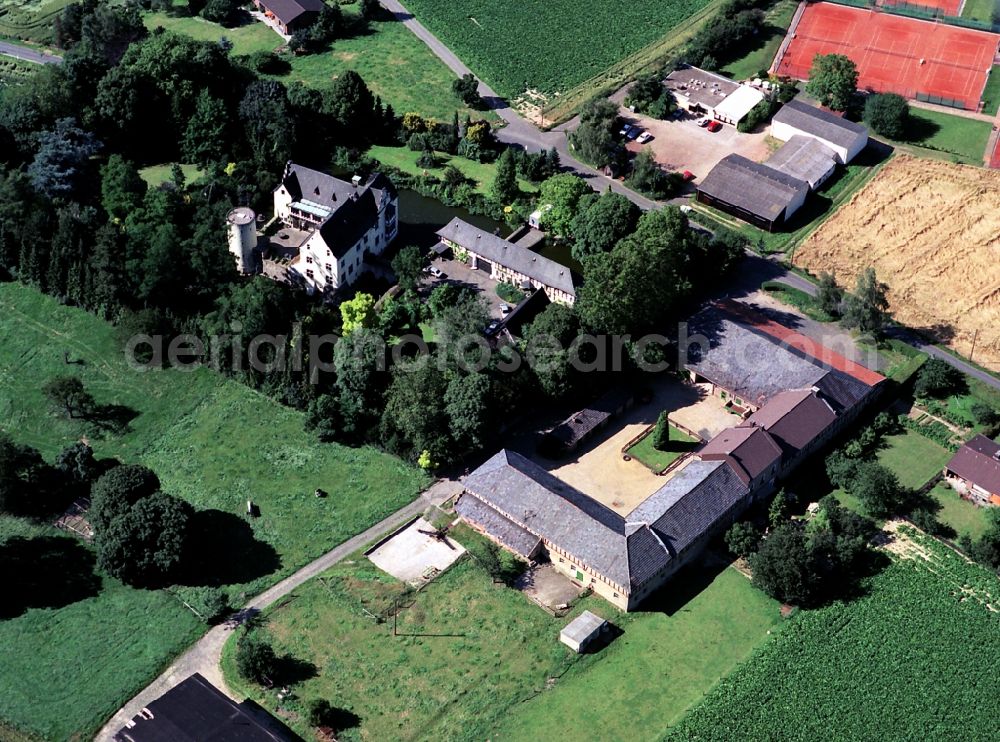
[
  {"xmin": 636, "ymin": 132, "xmax": 653, "ymax": 144},
  {"xmin": 485, "ymin": 320, "xmax": 502, "ymax": 336},
  {"xmin": 626, "ymin": 127, "xmax": 641, "ymax": 140},
  {"xmin": 682, "ymin": 170, "xmax": 696, "ymax": 182},
  {"xmin": 429, "ymin": 266, "xmax": 444, "ymax": 278},
  {"xmin": 697, "ymin": 118, "xmax": 710, "ymax": 128},
  {"xmin": 706, "ymin": 120, "xmax": 723, "ymax": 133},
  {"xmin": 500, "ymin": 303, "xmax": 512, "ymax": 316},
  {"xmin": 619, "ymin": 124, "xmax": 634, "ymax": 138}
]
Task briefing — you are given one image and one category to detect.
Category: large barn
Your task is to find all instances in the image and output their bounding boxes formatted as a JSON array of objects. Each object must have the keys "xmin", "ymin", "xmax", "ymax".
[
  {"xmin": 771, "ymin": 99, "xmax": 869, "ymax": 164},
  {"xmin": 696, "ymin": 154, "xmax": 809, "ymax": 232}
]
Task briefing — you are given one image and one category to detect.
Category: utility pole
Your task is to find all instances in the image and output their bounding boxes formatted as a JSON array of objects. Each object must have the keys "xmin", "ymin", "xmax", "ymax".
[
  {"xmin": 969, "ymin": 329, "xmax": 979, "ymax": 363},
  {"xmin": 393, "ymin": 598, "xmax": 397, "ymax": 637}
]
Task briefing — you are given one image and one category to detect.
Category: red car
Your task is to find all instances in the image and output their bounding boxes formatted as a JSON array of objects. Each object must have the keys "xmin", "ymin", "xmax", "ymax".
[
  {"xmin": 682, "ymin": 170, "xmax": 696, "ymax": 182},
  {"xmin": 706, "ymin": 120, "xmax": 723, "ymax": 133}
]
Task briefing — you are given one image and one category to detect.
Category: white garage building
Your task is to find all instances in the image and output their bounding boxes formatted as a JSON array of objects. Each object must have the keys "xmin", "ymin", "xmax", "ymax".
[
  {"xmin": 664, "ymin": 65, "xmax": 765, "ymax": 127},
  {"xmin": 771, "ymin": 99, "xmax": 869, "ymax": 164}
]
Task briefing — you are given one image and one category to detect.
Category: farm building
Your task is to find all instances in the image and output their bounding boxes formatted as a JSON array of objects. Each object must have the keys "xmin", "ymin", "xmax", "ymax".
[
  {"xmin": 113, "ymin": 673, "xmax": 294, "ymax": 741},
  {"xmin": 540, "ymin": 387, "xmax": 636, "ymax": 455},
  {"xmin": 766, "ymin": 135, "xmax": 838, "ymax": 190},
  {"xmin": 252, "ymin": 0, "xmax": 325, "ymax": 34},
  {"xmin": 944, "ymin": 435, "xmax": 1000, "ymax": 506},
  {"xmin": 273, "ymin": 162, "xmax": 398, "ymax": 295},
  {"xmin": 560, "ymin": 611, "xmax": 608, "ymax": 653},
  {"xmin": 664, "ymin": 65, "xmax": 765, "ymax": 126},
  {"xmin": 436, "ymin": 218, "xmax": 576, "ymax": 305},
  {"xmin": 456, "ymin": 305, "xmax": 885, "ymax": 611},
  {"xmin": 771, "ymin": 99, "xmax": 868, "ymax": 164},
  {"xmin": 696, "ymin": 154, "xmax": 809, "ymax": 232}
]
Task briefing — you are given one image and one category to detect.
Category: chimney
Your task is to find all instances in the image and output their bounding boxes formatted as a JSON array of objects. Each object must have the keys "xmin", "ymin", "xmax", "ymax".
[{"xmin": 351, "ymin": 175, "xmax": 362, "ymax": 188}]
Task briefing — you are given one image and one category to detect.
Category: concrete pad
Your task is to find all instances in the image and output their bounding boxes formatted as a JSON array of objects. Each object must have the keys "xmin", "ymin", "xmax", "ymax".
[
  {"xmin": 367, "ymin": 518, "xmax": 466, "ymax": 587},
  {"xmin": 515, "ymin": 563, "xmax": 586, "ymax": 610}
]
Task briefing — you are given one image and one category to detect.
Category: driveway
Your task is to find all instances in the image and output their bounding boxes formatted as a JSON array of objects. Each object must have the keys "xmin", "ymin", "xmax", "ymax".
[{"xmin": 620, "ymin": 110, "xmax": 772, "ymax": 184}]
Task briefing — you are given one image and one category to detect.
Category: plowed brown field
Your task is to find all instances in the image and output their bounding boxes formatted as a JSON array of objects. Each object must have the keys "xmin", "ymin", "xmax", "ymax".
[{"xmin": 794, "ymin": 156, "xmax": 1000, "ymax": 371}]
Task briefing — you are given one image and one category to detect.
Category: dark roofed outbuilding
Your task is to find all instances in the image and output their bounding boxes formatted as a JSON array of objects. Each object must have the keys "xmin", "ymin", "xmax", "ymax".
[
  {"xmin": 253, "ymin": 0, "xmax": 326, "ymax": 33},
  {"xmin": 696, "ymin": 154, "xmax": 809, "ymax": 232},
  {"xmin": 771, "ymin": 99, "xmax": 869, "ymax": 163},
  {"xmin": 945, "ymin": 435, "xmax": 1000, "ymax": 506},
  {"xmin": 114, "ymin": 673, "xmax": 296, "ymax": 742}
]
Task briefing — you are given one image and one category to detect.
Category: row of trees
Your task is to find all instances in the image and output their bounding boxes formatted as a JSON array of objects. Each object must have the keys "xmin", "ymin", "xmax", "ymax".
[{"xmin": 815, "ymin": 267, "xmax": 891, "ymax": 338}]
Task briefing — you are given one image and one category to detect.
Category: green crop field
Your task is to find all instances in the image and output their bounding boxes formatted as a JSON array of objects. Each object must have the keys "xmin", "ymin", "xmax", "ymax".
[
  {"xmin": 224, "ymin": 524, "xmax": 780, "ymax": 741},
  {"xmin": 0, "ymin": 282, "xmax": 427, "ymax": 738},
  {"xmin": 666, "ymin": 528, "xmax": 1000, "ymax": 740},
  {"xmin": 401, "ymin": 0, "xmax": 713, "ymax": 98}
]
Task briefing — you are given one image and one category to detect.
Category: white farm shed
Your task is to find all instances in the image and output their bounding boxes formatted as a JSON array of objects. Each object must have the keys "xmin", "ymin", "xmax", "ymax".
[
  {"xmin": 560, "ymin": 610, "xmax": 608, "ymax": 653},
  {"xmin": 713, "ymin": 85, "xmax": 765, "ymax": 127},
  {"xmin": 771, "ymin": 99, "xmax": 868, "ymax": 164}
]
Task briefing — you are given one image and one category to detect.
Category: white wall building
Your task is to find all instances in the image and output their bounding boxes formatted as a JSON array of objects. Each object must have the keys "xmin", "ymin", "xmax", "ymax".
[
  {"xmin": 273, "ymin": 163, "xmax": 399, "ymax": 294},
  {"xmin": 771, "ymin": 99, "xmax": 869, "ymax": 164},
  {"xmin": 664, "ymin": 65, "xmax": 765, "ymax": 127}
]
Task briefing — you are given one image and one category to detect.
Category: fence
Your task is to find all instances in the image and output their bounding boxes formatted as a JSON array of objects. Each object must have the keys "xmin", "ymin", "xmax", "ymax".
[{"xmin": 914, "ymin": 92, "xmax": 970, "ymax": 109}]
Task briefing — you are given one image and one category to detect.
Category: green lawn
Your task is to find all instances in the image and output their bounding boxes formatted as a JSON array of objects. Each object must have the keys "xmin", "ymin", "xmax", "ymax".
[
  {"xmin": 143, "ymin": 10, "xmax": 490, "ymax": 122},
  {"xmin": 928, "ymin": 483, "xmax": 991, "ymax": 540},
  {"xmin": 143, "ymin": 12, "xmax": 280, "ymax": 56},
  {"xmin": 368, "ymin": 145, "xmax": 538, "ymax": 196},
  {"xmin": 720, "ymin": 0, "xmax": 797, "ymax": 80},
  {"xmin": 138, "ymin": 162, "xmax": 205, "ymax": 187},
  {"xmin": 496, "ymin": 567, "xmax": 781, "ymax": 741},
  {"xmin": 667, "ymin": 529, "xmax": 1000, "ymax": 740},
  {"xmin": 0, "ymin": 282, "xmax": 427, "ymax": 738},
  {"xmin": 223, "ymin": 527, "xmax": 780, "ymax": 742},
  {"xmin": 876, "ymin": 430, "xmax": 951, "ymax": 490},
  {"xmin": 981, "ymin": 67, "xmax": 1000, "ymax": 117},
  {"xmin": 961, "ymin": 0, "xmax": 997, "ymax": 23},
  {"xmin": 626, "ymin": 424, "xmax": 698, "ymax": 472},
  {"xmin": 896, "ymin": 108, "xmax": 993, "ymax": 164}
]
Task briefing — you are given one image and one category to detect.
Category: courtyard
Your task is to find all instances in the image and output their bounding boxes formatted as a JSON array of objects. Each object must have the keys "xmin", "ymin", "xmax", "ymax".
[
  {"xmin": 520, "ymin": 375, "xmax": 741, "ymax": 515},
  {"xmin": 366, "ymin": 517, "xmax": 466, "ymax": 587},
  {"xmin": 619, "ymin": 108, "xmax": 772, "ymax": 184},
  {"xmin": 422, "ymin": 254, "xmax": 510, "ymax": 318}
]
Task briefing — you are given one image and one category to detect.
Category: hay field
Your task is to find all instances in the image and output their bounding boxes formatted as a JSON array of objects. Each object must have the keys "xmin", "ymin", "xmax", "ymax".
[{"xmin": 793, "ymin": 155, "xmax": 1000, "ymax": 370}]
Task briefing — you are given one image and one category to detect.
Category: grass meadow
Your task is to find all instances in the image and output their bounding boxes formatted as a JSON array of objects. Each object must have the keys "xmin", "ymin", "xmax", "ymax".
[
  {"xmin": 223, "ymin": 525, "xmax": 780, "ymax": 741},
  {"xmin": 626, "ymin": 424, "xmax": 698, "ymax": 472},
  {"xmin": 0, "ymin": 282, "xmax": 427, "ymax": 738},
  {"xmin": 368, "ymin": 145, "xmax": 539, "ymax": 196}
]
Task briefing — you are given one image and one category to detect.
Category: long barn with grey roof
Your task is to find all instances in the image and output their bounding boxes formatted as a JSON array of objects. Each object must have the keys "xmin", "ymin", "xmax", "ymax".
[
  {"xmin": 457, "ymin": 308, "xmax": 884, "ymax": 611},
  {"xmin": 695, "ymin": 155, "xmax": 809, "ymax": 232},
  {"xmin": 771, "ymin": 99, "xmax": 869, "ymax": 164},
  {"xmin": 437, "ymin": 218, "xmax": 576, "ymax": 305}
]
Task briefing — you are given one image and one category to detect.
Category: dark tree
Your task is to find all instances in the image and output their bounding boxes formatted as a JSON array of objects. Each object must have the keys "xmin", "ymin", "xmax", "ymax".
[
  {"xmin": 914, "ymin": 358, "xmax": 965, "ymax": 399},
  {"xmin": 851, "ymin": 461, "xmax": 907, "ymax": 519},
  {"xmin": 842, "ymin": 268, "xmax": 890, "ymax": 337},
  {"xmin": 569, "ymin": 191, "xmax": 639, "ymax": 260},
  {"xmin": 537, "ymin": 173, "xmax": 592, "ymax": 237},
  {"xmin": 816, "ymin": 272, "xmax": 843, "ymax": 318},
  {"xmin": 444, "ymin": 372, "xmax": 492, "ymax": 454},
  {"xmin": 236, "ymin": 632, "xmax": 279, "ymax": 686},
  {"xmin": 725, "ymin": 521, "xmax": 762, "ymax": 558},
  {"xmin": 627, "ymin": 150, "xmax": 680, "ymax": 199},
  {"xmin": 42, "ymin": 376, "xmax": 96, "ymax": 419},
  {"xmin": 806, "ymin": 53, "xmax": 858, "ymax": 111},
  {"xmin": 863, "ymin": 93, "xmax": 909, "ymax": 140},
  {"xmin": 89, "ymin": 464, "xmax": 161, "ymax": 534},
  {"xmin": 96, "ymin": 490, "xmax": 193, "ymax": 585},
  {"xmin": 182, "ymin": 90, "xmax": 229, "ymax": 166},
  {"xmin": 452, "ymin": 73, "xmax": 484, "ymax": 109},
  {"xmin": 569, "ymin": 97, "xmax": 621, "ymax": 169},
  {"xmin": 490, "ymin": 147, "xmax": 518, "ymax": 205},
  {"xmin": 0, "ymin": 434, "xmax": 59, "ymax": 517},
  {"xmin": 624, "ymin": 72, "xmax": 676, "ymax": 119},
  {"xmin": 55, "ymin": 441, "xmax": 98, "ymax": 493},
  {"xmin": 390, "ymin": 245, "xmax": 425, "ymax": 292},
  {"xmin": 651, "ymin": 411, "xmax": 671, "ymax": 451},
  {"xmin": 239, "ymin": 80, "xmax": 296, "ymax": 170},
  {"xmin": 200, "ymin": 0, "xmax": 241, "ymax": 26},
  {"xmin": 100, "ymin": 154, "xmax": 146, "ymax": 221},
  {"xmin": 28, "ymin": 118, "xmax": 101, "ymax": 199}
]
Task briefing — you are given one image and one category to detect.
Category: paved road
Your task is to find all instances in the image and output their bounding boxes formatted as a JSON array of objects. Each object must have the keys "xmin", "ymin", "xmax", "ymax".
[
  {"xmin": 0, "ymin": 40, "xmax": 62, "ymax": 65},
  {"xmin": 95, "ymin": 481, "xmax": 462, "ymax": 741}
]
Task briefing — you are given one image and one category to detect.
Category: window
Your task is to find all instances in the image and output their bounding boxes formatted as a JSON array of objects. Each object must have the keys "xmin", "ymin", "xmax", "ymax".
[
  {"xmin": 306, "ymin": 256, "xmax": 313, "ymax": 264},
  {"xmin": 325, "ymin": 264, "xmax": 332, "ymax": 272},
  {"xmin": 558, "ymin": 558, "xmax": 564, "ymax": 563},
  {"xmin": 305, "ymin": 269, "xmax": 314, "ymax": 279},
  {"xmin": 613, "ymin": 593, "xmax": 619, "ymax": 598}
]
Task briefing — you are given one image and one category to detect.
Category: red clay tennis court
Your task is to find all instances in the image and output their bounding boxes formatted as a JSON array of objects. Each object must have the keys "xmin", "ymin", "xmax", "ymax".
[
  {"xmin": 776, "ymin": 3, "xmax": 1000, "ymax": 110},
  {"xmin": 878, "ymin": 0, "xmax": 962, "ymax": 16}
]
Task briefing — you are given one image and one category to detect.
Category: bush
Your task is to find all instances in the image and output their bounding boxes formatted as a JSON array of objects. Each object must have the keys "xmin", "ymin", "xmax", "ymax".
[
  {"xmin": 863, "ymin": 93, "xmax": 909, "ymax": 140},
  {"xmin": 737, "ymin": 99, "xmax": 778, "ymax": 133},
  {"xmin": 725, "ymin": 521, "xmax": 761, "ymax": 558},
  {"xmin": 496, "ymin": 282, "xmax": 526, "ymax": 304},
  {"xmin": 236, "ymin": 633, "xmax": 278, "ymax": 686},
  {"xmin": 202, "ymin": 588, "xmax": 231, "ymax": 624},
  {"xmin": 970, "ymin": 402, "xmax": 1000, "ymax": 428}
]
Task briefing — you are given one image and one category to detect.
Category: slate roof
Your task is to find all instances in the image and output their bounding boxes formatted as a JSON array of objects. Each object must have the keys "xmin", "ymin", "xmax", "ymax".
[
  {"xmin": 461, "ymin": 450, "xmax": 754, "ymax": 595},
  {"xmin": 455, "ymin": 493, "xmax": 541, "ymax": 557},
  {"xmin": 258, "ymin": 0, "xmax": 326, "ymax": 27},
  {"xmin": 279, "ymin": 164, "xmax": 395, "ymax": 259},
  {"xmin": 437, "ymin": 218, "xmax": 576, "ymax": 296},
  {"xmin": 772, "ymin": 99, "xmax": 868, "ymax": 151},
  {"xmin": 698, "ymin": 425, "xmax": 783, "ymax": 485},
  {"xmin": 696, "ymin": 154, "xmax": 808, "ymax": 222},
  {"xmin": 767, "ymin": 135, "xmax": 837, "ymax": 189},
  {"xmin": 546, "ymin": 387, "xmax": 635, "ymax": 448},
  {"xmin": 746, "ymin": 389, "xmax": 838, "ymax": 455},
  {"xmin": 114, "ymin": 673, "xmax": 293, "ymax": 742},
  {"xmin": 684, "ymin": 304, "xmax": 879, "ymax": 411},
  {"xmin": 946, "ymin": 435, "xmax": 1000, "ymax": 495}
]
